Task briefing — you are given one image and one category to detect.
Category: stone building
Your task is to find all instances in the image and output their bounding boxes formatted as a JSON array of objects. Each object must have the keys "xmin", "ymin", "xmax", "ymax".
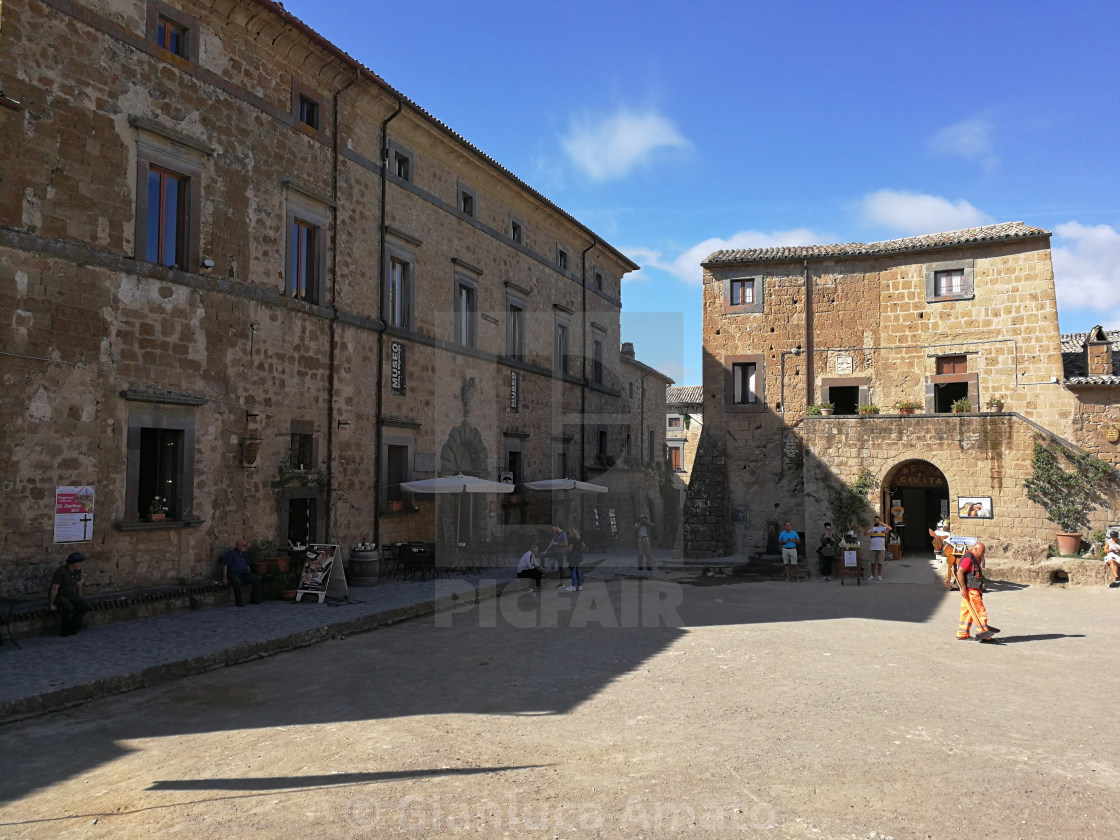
[
  {"xmin": 0, "ymin": 0, "xmax": 658, "ymax": 597},
  {"xmin": 685, "ymin": 222, "xmax": 1120, "ymax": 561}
]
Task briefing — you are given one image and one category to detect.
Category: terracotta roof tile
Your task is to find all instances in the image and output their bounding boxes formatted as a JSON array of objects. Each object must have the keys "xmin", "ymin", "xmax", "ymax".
[
  {"xmin": 1060, "ymin": 328, "xmax": 1120, "ymax": 384},
  {"xmin": 666, "ymin": 385, "xmax": 703, "ymax": 407},
  {"xmin": 702, "ymin": 222, "xmax": 1050, "ymax": 266}
]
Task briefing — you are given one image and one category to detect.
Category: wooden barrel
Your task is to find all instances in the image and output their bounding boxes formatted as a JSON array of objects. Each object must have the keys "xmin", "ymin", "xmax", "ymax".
[{"xmin": 349, "ymin": 549, "xmax": 380, "ymax": 585}]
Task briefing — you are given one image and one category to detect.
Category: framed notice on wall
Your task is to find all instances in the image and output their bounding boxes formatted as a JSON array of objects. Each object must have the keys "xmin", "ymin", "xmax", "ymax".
[
  {"xmin": 54, "ymin": 486, "xmax": 95, "ymax": 543},
  {"xmin": 956, "ymin": 496, "xmax": 993, "ymax": 519}
]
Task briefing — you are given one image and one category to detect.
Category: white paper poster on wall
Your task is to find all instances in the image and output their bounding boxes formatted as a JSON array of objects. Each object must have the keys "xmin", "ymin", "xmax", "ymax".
[{"xmin": 54, "ymin": 486, "xmax": 95, "ymax": 543}]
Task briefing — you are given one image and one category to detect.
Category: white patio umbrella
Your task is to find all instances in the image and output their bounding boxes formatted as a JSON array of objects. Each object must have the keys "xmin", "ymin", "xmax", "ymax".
[
  {"xmin": 400, "ymin": 474, "xmax": 513, "ymax": 545},
  {"xmin": 522, "ymin": 478, "xmax": 608, "ymax": 493}
]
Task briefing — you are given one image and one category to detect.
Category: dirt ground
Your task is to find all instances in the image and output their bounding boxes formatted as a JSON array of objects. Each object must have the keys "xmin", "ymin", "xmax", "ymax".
[{"xmin": 2, "ymin": 571, "xmax": 1119, "ymax": 839}]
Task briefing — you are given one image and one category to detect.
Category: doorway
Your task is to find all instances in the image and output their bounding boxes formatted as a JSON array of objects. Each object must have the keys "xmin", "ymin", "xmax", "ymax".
[
  {"xmin": 828, "ymin": 386, "xmax": 860, "ymax": 416},
  {"xmin": 883, "ymin": 460, "xmax": 949, "ymax": 554}
]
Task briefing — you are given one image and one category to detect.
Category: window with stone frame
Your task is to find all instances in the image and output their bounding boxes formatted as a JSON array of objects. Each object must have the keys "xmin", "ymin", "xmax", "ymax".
[
  {"xmin": 506, "ymin": 298, "xmax": 526, "ymax": 360},
  {"xmin": 509, "ymin": 215, "xmax": 524, "ymax": 244},
  {"xmin": 135, "ymin": 132, "xmax": 203, "ymax": 274},
  {"xmin": 298, "ymin": 95, "xmax": 320, "ymax": 130},
  {"xmin": 730, "ymin": 278, "xmax": 754, "ymax": 306},
  {"xmin": 934, "ymin": 269, "xmax": 964, "ymax": 297},
  {"xmin": 554, "ymin": 316, "xmax": 570, "ymax": 375},
  {"xmin": 557, "ymin": 244, "xmax": 569, "ymax": 271},
  {"xmin": 668, "ymin": 443, "xmax": 684, "ymax": 471},
  {"xmin": 124, "ymin": 399, "xmax": 199, "ymax": 526},
  {"xmin": 597, "ymin": 427, "xmax": 609, "ymax": 457},
  {"xmin": 458, "ymin": 183, "xmax": 476, "ymax": 218},
  {"xmin": 381, "ymin": 431, "xmax": 414, "ymax": 509},
  {"xmin": 147, "ymin": 2, "xmax": 199, "ymax": 63},
  {"xmin": 732, "ymin": 361, "xmax": 758, "ymax": 404},
  {"xmin": 145, "ymin": 166, "xmax": 189, "ymax": 268},
  {"xmin": 455, "ymin": 277, "xmax": 478, "ymax": 348},
  {"xmin": 667, "ymin": 414, "xmax": 682, "ymax": 430},
  {"xmin": 289, "ymin": 421, "xmax": 316, "ymax": 470},
  {"xmin": 288, "ymin": 217, "xmax": 321, "ymax": 304},
  {"xmin": 592, "ymin": 331, "xmax": 605, "ymax": 385},
  {"xmin": 388, "ymin": 256, "xmax": 412, "ymax": 329}
]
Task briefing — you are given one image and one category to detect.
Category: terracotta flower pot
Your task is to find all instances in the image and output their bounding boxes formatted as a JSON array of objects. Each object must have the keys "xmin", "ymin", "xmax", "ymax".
[
  {"xmin": 273, "ymin": 556, "xmax": 290, "ymax": 572},
  {"xmin": 251, "ymin": 560, "xmax": 270, "ymax": 575},
  {"xmin": 148, "ymin": 513, "xmax": 166, "ymax": 522},
  {"xmin": 388, "ymin": 500, "xmax": 404, "ymax": 512},
  {"xmin": 820, "ymin": 408, "xmax": 834, "ymax": 416},
  {"xmin": 1055, "ymin": 532, "xmax": 1082, "ymax": 556}
]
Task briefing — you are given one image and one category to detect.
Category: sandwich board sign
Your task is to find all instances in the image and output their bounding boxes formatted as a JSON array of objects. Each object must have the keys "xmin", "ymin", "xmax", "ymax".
[{"xmin": 296, "ymin": 544, "xmax": 348, "ymax": 603}]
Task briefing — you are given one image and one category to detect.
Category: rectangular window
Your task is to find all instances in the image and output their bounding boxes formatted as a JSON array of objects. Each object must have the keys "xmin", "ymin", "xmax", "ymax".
[
  {"xmin": 386, "ymin": 444, "xmax": 408, "ymax": 503},
  {"xmin": 667, "ymin": 416, "xmax": 682, "ymax": 430},
  {"xmin": 507, "ymin": 450, "xmax": 523, "ymax": 485},
  {"xmin": 648, "ymin": 430, "xmax": 656, "ymax": 463},
  {"xmin": 145, "ymin": 166, "xmax": 188, "ymax": 268},
  {"xmin": 934, "ymin": 269, "xmax": 964, "ymax": 297},
  {"xmin": 730, "ymin": 278, "xmax": 754, "ymax": 305},
  {"xmin": 289, "ymin": 432, "xmax": 314, "ymax": 470},
  {"xmin": 594, "ymin": 271, "xmax": 604, "ymax": 291},
  {"xmin": 557, "ymin": 245, "xmax": 569, "ymax": 270},
  {"xmin": 669, "ymin": 444, "xmax": 683, "ymax": 471},
  {"xmin": 458, "ymin": 183, "xmax": 476, "ymax": 218},
  {"xmin": 388, "ymin": 257, "xmax": 412, "ymax": 329},
  {"xmin": 554, "ymin": 449, "xmax": 568, "ymax": 479},
  {"xmin": 597, "ymin": 428, "xmax": 608, "ymax": 457},
  {"xmin": 555, "ymin": 319, "xmax": 570, "ymax": 375},
  {"xmin": 510, "ymin": 219, "xmax": 522, "ymax": 243},
  {"xmin": 936, "ymin": 354, "xmax": 968, "ymax": 375},
  {"xmin": 298, "ymin": 95, "xmax": 320, "ymax": 130},
  {"xmin": 732, "ymin": 362, "xmax": 757, "ymax": 404},
  {"xmin": 592, "ymin": 334, "xmax": 605, "ymax": 384},
  {"xmin": 455, "ymin": 280, "xmax": 477, "ymax": 347},
  {"xmin": 288, "ymin": 218, "xmax": 320, "ymax": 304},
  {"xmin": 507, "ymin": 301, "xmax": 525, "ymax": 360},
  {"xmin": 157, "ymin": 16, "xmax": 189, "ymax": 57},
  {"xmin": 138, "ymin": 427, "xmax": 183, "ymax": 519},
  {"xmin": 461, "ymin": 192, "xmax": 474, "ymax": 216},
  {"xmin": 394, "ymin": 151, "xmax": 411, "ymax": 181}
]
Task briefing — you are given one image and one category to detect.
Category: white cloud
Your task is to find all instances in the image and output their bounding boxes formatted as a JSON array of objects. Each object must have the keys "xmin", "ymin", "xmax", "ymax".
[
  {"xmin": 1052, "ymin": 222, "xmax": 1120, "ymax": 328},
  {"xmin": 628, "ymin": 229, "xmax": 830, "ymax": 286},
  {"xmin": 861, "ymin": 189, "xmax": 992, "ymax": 236},
  {"xmin": 560, "ymin": 108, "xmax": 690, "ymax": 181},
  {"xmin": 929, "ymin": 117, "xmax": 997, "ymax": 169}
]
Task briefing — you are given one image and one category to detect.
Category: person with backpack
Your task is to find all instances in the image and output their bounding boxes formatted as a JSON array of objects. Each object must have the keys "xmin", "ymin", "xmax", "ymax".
[{"xmin": 955, "ymin": 542, "xmax": 1000, "ymax": 642}]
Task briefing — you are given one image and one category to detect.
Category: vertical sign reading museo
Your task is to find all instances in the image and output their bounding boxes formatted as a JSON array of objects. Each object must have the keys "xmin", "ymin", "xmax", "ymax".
[
  {"xmin": 390, "ymin": 340, "xmax": 406, "ymax": 396},
  {"xmin": 509, "ymin": 370, "xmax": 520, "ymax": 412},
  {"xmin": 55, "ymin": 486, "xmax": 95, "ymax": 543}
]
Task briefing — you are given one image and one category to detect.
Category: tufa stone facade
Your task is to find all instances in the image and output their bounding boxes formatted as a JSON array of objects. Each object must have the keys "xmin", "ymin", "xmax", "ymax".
[{"xmin": 0, "ymin": 0, "xmax": 668, "ymax": 597}]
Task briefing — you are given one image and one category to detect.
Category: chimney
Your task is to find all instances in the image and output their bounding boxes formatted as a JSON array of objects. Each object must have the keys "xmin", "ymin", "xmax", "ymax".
[
  {"xmin": 620, "ymin": 342, "xmax": 635, "ymax": 358},
  {"xmin": 1084, "ymin": 325, "xmax": 1113, "ymax": 376}
]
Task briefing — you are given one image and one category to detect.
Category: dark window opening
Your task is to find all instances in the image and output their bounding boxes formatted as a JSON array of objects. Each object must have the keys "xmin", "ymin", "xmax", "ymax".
[
  {"xmin": 388, "ymin": 257, "xmax": 411, "ymax": 328},
  {"xmin": 597, "ymin": 429, "xmax": 608, "ymax": 457},
  {"xmin": 394, "ymin": 152, "xmax": 411, "ymax": 181},
  {"xmin": 298, "ymin": 95, "xmax": 320, "ymax": 130},
  {"xmin": 386, "ymin": 444, "xmax": 408, "ymax": 502},
  {"xmin": 595, "ymin": 271, "xmax": 603, "ymax": 290},
  {"xmin": 290, "ymin": 432, "xmax": 314, "ymax": 470},
  {"xmin": 138, "ymin": 428, "xmax": 183, "ymax": 519},
  {"xmin": 935, "ymin": 381, "xmax": 969, "ymax": 413},
  {"xmin": 558, "ymin": 249, "xmax": 568, "ymax": 270},
  {"xmin": 828, "ymin": 386, "xmax": 860, "ymax": 416},
  {"xmin": 592, "ymin": 338, "xmax": 604, "ymax": 384},
  {"xmin": 507, "ymin": 450, "xmax": 522, "ymax": 486},
  {"xmin": 510, "ymin": 220, "xmax": 522, "ymax": 243},
  {"xmin": 461, "ymin": 192, "xmax": 474, "ymax": 217}
]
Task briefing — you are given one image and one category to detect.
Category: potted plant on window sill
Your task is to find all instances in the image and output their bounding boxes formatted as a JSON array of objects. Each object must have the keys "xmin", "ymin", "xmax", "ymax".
[
  {"xmin": 857, "ymin": 403, "xmax": 879, "ymax": 416},
  {"xmin": 248, "ymin": 539, "xmax": 279, "ymax": 575},
  {"xmin": 817, "ymin": 401, "xmax": 834, "ymax": 416},
  {"xmin": 893, "ymin": 400, "xmax": 922, "ymax": 416},
  {"xmin": 148, "ymin": 496, "xmax": 169, "ymax": 522},
  {"xmin": 985, "ymin": 395, "xmax": 1006, "ymax": 412},
  {"xmin": 951, "ymin": 398, "xmax": 972, "ymax": 414}
]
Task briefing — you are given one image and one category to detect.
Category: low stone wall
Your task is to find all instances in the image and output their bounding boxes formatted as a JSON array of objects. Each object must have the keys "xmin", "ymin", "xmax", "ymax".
[{"xmin": 986, "ymin": 558, "xmax": 1116, "ymax": 588}]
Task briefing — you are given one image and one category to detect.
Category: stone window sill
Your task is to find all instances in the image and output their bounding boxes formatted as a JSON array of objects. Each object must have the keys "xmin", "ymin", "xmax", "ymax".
[{"xmin": 115, "ymin": 518, "xmax": 205, "ymax": 532}]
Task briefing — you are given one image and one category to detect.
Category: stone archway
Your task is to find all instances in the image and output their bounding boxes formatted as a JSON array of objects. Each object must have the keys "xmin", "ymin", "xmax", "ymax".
[
  {"xmin": 881, "ymin": 459, "xmax": 950, "ymax": 554},
  {"xmin": 439, "ymin": 422, "xmax": 490, "ymax": 543}
]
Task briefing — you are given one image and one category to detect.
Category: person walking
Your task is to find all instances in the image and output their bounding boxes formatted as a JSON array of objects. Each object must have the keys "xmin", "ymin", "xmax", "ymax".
[
  {"xmin": 866, "ymin": 516, "xmax": 891, "ymax": 581},
  {"xmin": 221, "ymin": 539, "xmax": 262, "ymax": 606},
  {"xmin": 543, "ymin": 524, "xmax": 569, "ymax": 580},
  {"xmin": 817, "ymin": 523, "xmax": 837, "ymax": 582},
  {"xmin": 49, "ymin": 552, "xmax": 90, "ymax": 636},
  {"xmin": 567, "ymin": 527, "xmax": 585, "ymax": 591},
  {"xmin": 955, "ymin": 542, "xmax": 1000, "ymax": 641},
  {"xmin": 779, "ymin": 520, "xmax": 800, "ymax": 582},
  {"xmin": 635, "ymin": 516, "xmax": 654, "ymax": 571}
]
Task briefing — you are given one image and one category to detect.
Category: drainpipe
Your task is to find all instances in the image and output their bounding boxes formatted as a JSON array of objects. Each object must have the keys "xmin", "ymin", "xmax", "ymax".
[
  {"xmin": 373, "ymin": 98, "xmax": 404, "ymax": 547},
  {"xmin": 325, "ymin": 72, "xmax": 360, "ymax": 543},
  {"xmin": 579, "ymin": 238, "xmax": 596, "ymax": 482},
  {"xmin": 804, "ymin": 259, "xmax": 814, "ymax": 408}
]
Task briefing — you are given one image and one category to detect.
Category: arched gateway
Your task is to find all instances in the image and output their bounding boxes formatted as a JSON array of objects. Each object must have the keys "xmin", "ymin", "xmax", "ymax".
[{"xmin": 881, "ymin": 460, "xmax": 950, "ymax": 554}]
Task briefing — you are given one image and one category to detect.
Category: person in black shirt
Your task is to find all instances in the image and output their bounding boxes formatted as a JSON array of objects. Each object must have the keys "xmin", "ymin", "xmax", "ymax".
[{"xmin": 49, "ymin": 552, "xmax": 90, "ymax": 636}]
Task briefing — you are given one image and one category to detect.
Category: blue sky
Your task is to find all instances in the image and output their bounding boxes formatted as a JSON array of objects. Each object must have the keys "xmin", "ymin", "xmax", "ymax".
[{"xmin": 281, "ymin": 0, "xmax": 1120, "ymax": 385}]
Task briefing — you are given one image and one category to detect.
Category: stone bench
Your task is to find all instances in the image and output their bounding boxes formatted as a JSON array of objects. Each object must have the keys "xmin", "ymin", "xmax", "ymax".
[
  {"xmin": 1, "ymin": 581, "xmax": 230, "ymax": 643},
  {"xmin": 985, "ymin": 558, "xmax": 1116, "ymax": 588}
]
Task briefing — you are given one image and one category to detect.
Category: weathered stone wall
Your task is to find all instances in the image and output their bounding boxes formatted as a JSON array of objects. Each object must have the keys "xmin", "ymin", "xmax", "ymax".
[
  {"xmin": 0, "ymin": 0, "xmax": 648, "ymax": 596},
  {"xmin": 801, "ymin": 414, "xmax": 1118, "ymax": 562},
  {"xmin": 690, "ymin": 232, "xmax": 1099, "ymax": 560}
]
